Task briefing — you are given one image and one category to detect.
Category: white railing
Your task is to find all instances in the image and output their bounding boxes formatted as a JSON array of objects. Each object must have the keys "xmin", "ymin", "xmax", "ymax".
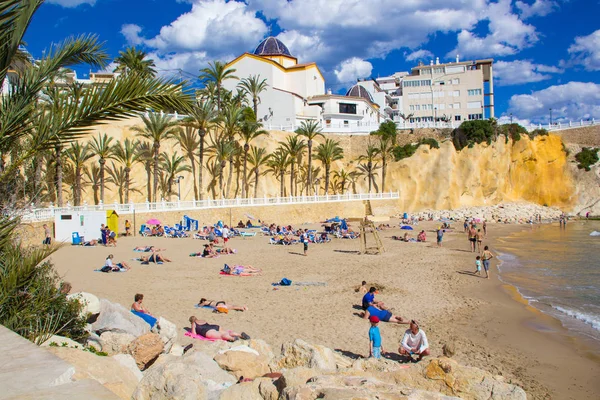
[
  {"xmin": 20, "ymin": 192, "xmax": 400, "ymax": 222},
  {"xmin": 525, "ymin": 119, "xmax": 598, "ymax": 132}
]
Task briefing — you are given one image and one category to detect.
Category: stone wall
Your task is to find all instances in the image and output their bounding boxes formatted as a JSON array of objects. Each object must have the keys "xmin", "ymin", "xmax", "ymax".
[{"xmin": 555, "ymin": 125, "xmax": 600, "ymax": 146}]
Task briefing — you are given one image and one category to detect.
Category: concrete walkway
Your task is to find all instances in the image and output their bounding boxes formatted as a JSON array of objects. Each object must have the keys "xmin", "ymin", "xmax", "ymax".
[{"xmin": 0, "ymin": 326, "xmax": 119, "ymax": 399}]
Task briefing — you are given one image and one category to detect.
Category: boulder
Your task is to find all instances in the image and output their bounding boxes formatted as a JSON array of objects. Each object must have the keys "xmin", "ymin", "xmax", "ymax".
[
  {"xmin": 219, "ymin": 378, "xmax": 278, "ymax": 400},
  {"xmin": 247, "ymin": 339, "xmax": 275, "ymax": 362},
  {"xmin": 214, "ymin": 346, "xmax": 270, "ymax": 379},
  {"xmin": 47, "ymin": 346, "xmax": 139, "ymax": 400},
  {"xmin": 277, "ymin": 367, "xmax": 318, "ymax": 391},
  {"xmin": 169, "ymin": 344, "xmax": 184, "ymax": 356},
  {"xmin": 100, "ymin": 331, "xmax": 136, "ymax": 356},
  {"xmin": 132, "ymin": 350, "xmax": 236, "ymax": 400},
  {"xmin": 86, "ymin": 332, "xmax": 103, "ymax": 352},
  {"xmin": 351, "ymin": 357, "xmax": 406, "ymax": 373},
  {"xmin": 270, "ymin": 339, "xmax": 337, "ymax": 372},
  {"xmin": 127, "ymin": 333, "xmax": 164, "ymax": 371},
  {"xmin": 67, "ymin": 292, "xmax": 101, "ymax": 316},
  {"xmin": 41, "ymin": 335, "xmax": 83, "ymax": 350},
  {"xmin": 156, "ymin": 316, "xmax": 177, "ymax": 353},
  {"xmin": 112, "ymin": 354, "xmax": 143, "ymax": 381},
  {"xmin": 442, "ymin": 341, "xmax": 456, "ymax": 358},
  {"xmin": 91, "ymin": 299, "xmax": 150, "ymax": 337}
]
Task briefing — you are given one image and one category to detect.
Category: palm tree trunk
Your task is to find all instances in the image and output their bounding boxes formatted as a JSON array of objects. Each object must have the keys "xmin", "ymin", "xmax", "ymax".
[
  {"xmin": 74, "ymin": 167, "xmax": 81, "ymax": 206},
  {"xmin": 190, "ymin": 158, "xmax": 198, "ymax": 200},
  {"xmin": 220, "ymin": 160, "xmax": 226, "ymax": 199},
  {"xmin": 254, "ymin": 168, "xmax": 259, "ymax": 198},
  {"xmin": 33, "ymin": 155, "xmax": 43, "ymax": 205},
  {"xmin": 226, "ymin": 155, "xmax": 234, "ymax": 198},
  {"xmin": 55, "ymin": 145, "xmax": 63, "ymax": 206},
  {"xmin": 145, "ymin": 165, "xmax": 152, "ymax": 202},
  {"xmin": 93, "ymin": 185, "xmax": 99, "ymax": 205},
  {"xmin": 253, "ymin": 98, "xmax": 258, "ymax": 121},
  {"xmin": 368, "ymin": 172, "xmax": 372, "ymax": 193},
  {"xmin": 124, "ymin": 167, "xmax": 130, "ymax": 203},
  {"xmin": 198, "ymin": 132, "xmax": 205, "ymax": 200},
  {"xmin": 242, "ymin": 148, "xmax": 248, "ymax": 198},
  {"xmin": 341, "ymin": 179, "xmax": 345, "ymax": 195},
  {"xmin": 153, "ymin": 142, "xmax": 160, "ymax": 202},
  {"xmin": 280, "ymin": 171, "xmax": 284, "ymax": 197},
  {"xmin": 290, "ymin": 162, "xmax": 294, "ymax": 197},
  {"xmin": 381, "ymin": 157, "xmax": 387, "ymax": 193},
  {"xmin": 307, "ymin": 143, "xmax": 312, "ymax": 195},
  {"xmin": 324, "ymin": 165, "xmax": 330, "ymax": 195},
  {"xmin": 99, "ymin": 158, "xmax": 106, "ymax": 203}
]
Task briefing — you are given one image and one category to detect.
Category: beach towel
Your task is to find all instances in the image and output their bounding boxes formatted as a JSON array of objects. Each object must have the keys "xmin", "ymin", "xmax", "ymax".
[
  {"xmin": 194, "ymin": 304, "xmax": 216, "ymax": 310},
  {"xmin": 219, "ymin": 271, "xmax": 253, "ymax": 277},
  {"xmin": 131, "ymin": 310, "xmax": 157, "ymax": 328},
  {"xmin": 184, "ymin": 331, "xmax": 223, "ymax": 342},
  {"xmin": 94, "ymin": 267, "xmax": 127, "ymax": 273}
]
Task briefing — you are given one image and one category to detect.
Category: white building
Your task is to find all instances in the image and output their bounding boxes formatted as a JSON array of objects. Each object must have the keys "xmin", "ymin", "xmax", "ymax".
[{"xmin": 223, "ymin": 37, "xmax": 381, "ymax": 131}]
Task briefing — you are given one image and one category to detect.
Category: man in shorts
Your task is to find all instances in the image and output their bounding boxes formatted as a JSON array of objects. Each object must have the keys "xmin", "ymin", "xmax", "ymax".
[
  {"xmin": 43, "ymin": 224, "xmax": 52, "ymax": 245},
  {"xmin": 222, "ymin": 225, "xmax": 230, "ymax": 244},
  {"xmin": 436, "ymin": 229, "xmax": 444, "ymax": 247},
  {"xmin": 301, "ymin": 229, "xmax": 308, "ymax": 256}
]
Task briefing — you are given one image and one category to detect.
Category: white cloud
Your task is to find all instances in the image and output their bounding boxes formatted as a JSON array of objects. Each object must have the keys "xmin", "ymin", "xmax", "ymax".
[
  {"xmin": 334, "ymin": 58, "xmax": 373, "ymax": 83},
  {"xmin": 121, "ymin": 0, "xmax": 267, "ymax": 74},
  {"xmin": 405, "ymin": 49, "xmax": 434, "ymax": 62},
  {"xmin": 497, "ymin": 114, "xmax": 532, "ymax": 127},
  {"xmin": 515, "ymin": 0, "xmax": 558, "ymax": 19},
  {"xmin": 494, "ymin": 60, "xmax": 562, "ymax": 86},
  {"xmin": 46, "ymin": 0, "xmax": 95, "ymax": 7},
  {"xmin": 448, "ymin": 0, "xmax": 538, "ymax": 58},
  {"xmin": 565, "ymin": 29, "xmax": 600, "ymax": 71},
  {"xmin": 507, "ymin": 82, "xmax": 600, "ymax": 123}
]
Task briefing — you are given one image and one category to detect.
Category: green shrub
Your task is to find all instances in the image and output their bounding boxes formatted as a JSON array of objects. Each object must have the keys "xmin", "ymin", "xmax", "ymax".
[
  {"xmin": 498, "ymin": 123, "xmax": 527, "ymax": 142},
  {"xmin": 419, "ymin": 138, "xmax": 439, "ymax": 149},
  {"xmin": 529, "ymin": 128, "xmax": 549, "ymax": 139},
  {"xmin": 393, "ymin": 143, "xmax": 419, "ymax": 161},
  {"xmin": 574, "ymin": 147, "xmax": 599, "ymax": 171},
  {"xmin": 451, "ymin": 120, "xmax": 494, "ymax": 150}
]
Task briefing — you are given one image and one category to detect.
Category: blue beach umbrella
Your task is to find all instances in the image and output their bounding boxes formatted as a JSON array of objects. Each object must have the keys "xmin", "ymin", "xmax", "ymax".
[{"xmin": 401, "ymin": 225, "xmax": 413, "ymax": 230}]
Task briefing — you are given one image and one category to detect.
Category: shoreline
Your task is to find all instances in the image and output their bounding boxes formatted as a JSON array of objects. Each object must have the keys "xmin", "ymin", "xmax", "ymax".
[{"xmin": 48, "ymin": 218, "xmax": 600, "ymax": 399}]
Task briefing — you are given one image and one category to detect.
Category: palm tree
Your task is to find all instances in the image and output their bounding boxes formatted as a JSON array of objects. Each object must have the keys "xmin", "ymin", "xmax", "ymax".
[
  {"xmin": 207, "ymin": 134, "xmax": 236, "ymax": 199},
  {"xmin": 281, "ymin": 136, "xmax": 306, "ymax": 196},
  {"xmin": 112, "ymin": 138, "xmax": 140, "ymax": 203},
  {"xmin": 88, "ymin": 133, "xmax": 116, "ymax": 203},
  {"xmin": 218, "ymin": 105, "xmax": 243, "ymax": 198},
  {"xmin": 238, "ymin": 75, "xmax": 268, "ymax": 120},
  {"xmin": 239, "ymin": 121, "xmax": 267, "ymax": 198},
  {"xmin": 83, "ymin": 164, "xmax": 111, "ymax": 205},
  {"xmin": 64, "ymin": 142, "xmax": 92, "ymax": 205},
  {"xmin": 266, "ymin": 148, "xmax": 290, "ymax": 197},
  {"xmin": 160, "ymin": 151, "xmax": 191, "ymax": 199},
  {"xmin": 358, "ymin": 141, "xmax": 380, "ymax": 193},
  {"xmin": 205, "ymin": 160, "xmax": 221, "ymax": 199},
  {"xmin": 53, "ymin": 144, "xmax": 65, "ymax": 206},
  {"xmin": 131, "ymin": 112, "xmax": 181, "ymax": 202},
  {"xmin": 295, "ymin": 120, "xmax": 323, "ymax": 195},
  {"xmin": 371, "ymin": 121, "xmax": 397, "ymax": 193},
  {"xmin": 113, "ymin": 46, "xmax": 156, "ymax": 78},
  {"xmin": 247, "ymin": 145, "xmax": 270, "ymax": 198},
  {"xmin": 199, "ymin": 61, "xmax": 238, "ymax": 112},
  {"xmin": 175, "ymin": 126, "xmax": 199, "ymax": 199},
  {"xmin": 314, "ymin": 138, "xmax": 344, "ymax": 195},
  {"xmin": 107, "ymin": 162, "xmax": 140, "ymax": 204},
  {"xmin": 333, "ymin": 168, "xmax": 352, "ymax": 195},
  {"xmin": 181, "ymin": 100, "xmax": 217, "ymax": 200},
  {"xmin": 135, "ymin": 141, "xmax": 154, "ymax": 202}
]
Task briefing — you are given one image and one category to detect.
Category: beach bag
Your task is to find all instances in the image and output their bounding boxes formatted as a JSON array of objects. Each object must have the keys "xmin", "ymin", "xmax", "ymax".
[
  {"xmin": 222, "ymin": 264, "xmax": 231, "ymax": 274},
  {"xmin": 100, "ymin": 265, "xmax": 112, "ymax": 273},
  {"xmin": 280, "ymin": 278, "xmax": 292, "ymax": 286}
]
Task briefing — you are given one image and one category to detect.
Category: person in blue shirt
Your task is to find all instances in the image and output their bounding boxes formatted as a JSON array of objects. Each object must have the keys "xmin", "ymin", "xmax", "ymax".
[
  {"xmin": 362, "ymin": 287, "xmax": 378, "ymax": 310},
  {"xmin": 364, "ymin": 304, "xmax": 409, "ymax": 324},
  {"xmin": 368, "ymin": 316, "xmax": 384, "ymax": 359},
  {"xmin": 436, "ymin": 229, "xmax": 445, "ymax": 247}
]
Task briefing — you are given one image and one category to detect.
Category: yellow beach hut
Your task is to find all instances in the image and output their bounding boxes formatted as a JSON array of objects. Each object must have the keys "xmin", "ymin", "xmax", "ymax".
[{"xmin": 106, "ymin": 210, "xmax": 119, "ymax": 238}]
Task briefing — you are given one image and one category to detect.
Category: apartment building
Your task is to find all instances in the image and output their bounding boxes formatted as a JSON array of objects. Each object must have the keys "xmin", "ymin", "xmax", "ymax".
[{"xmin": 371, "ymin": 57, "xmax": 494, "ymax": 124}]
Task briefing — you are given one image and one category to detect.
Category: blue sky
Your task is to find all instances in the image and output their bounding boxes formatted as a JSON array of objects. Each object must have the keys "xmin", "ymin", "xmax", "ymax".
[{"xmin": 26, "ymin": 0, "xmax": 600, "ymax": 124}]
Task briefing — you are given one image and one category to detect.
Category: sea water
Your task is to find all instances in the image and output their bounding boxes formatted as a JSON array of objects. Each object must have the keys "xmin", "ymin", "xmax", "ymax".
[{"xmin": 495, "ymin": 221, "xmax": 600, "ymax": 350}]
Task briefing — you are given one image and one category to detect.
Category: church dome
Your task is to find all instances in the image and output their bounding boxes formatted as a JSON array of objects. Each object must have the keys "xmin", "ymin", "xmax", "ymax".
[
  {"xmin": 345, "ymin": 84, "xmax": 374, "ymax": 103},
  {"xmin": 254, "ymin": 37, "xmax": 293, "ymax": 57}
]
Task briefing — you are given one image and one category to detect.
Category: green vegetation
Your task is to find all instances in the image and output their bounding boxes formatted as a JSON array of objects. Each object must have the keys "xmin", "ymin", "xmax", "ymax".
[
  {"xmin": 451, "ymin": 120, "xmax": 495, "ymax": 150},
  {"xmin": 497, "ymin": 123, "xmax": 527, "ymax": 143},
  {"xmin": 85, "ymin": 345, "xmax": 108, "ymax": 356},
  {"xmin": 528, "ymin": 128, "xmax": 549, "ymax": 140},
  {"xmin": 574, "ymin": 147, "xmax": 599, "ymax": 171},
  {"xmin": 393, "ymin": 143, "xmax": 419, "ymax": 161},
  {"xmin": 419, "ymin": 138, "xmax": 440, "ymax": 149}
]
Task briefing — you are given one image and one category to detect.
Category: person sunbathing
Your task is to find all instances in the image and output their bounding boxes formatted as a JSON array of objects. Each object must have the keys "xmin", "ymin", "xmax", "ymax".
[
  {"xmin": 189, "ymin": 316, "xmax": 249, "ymax": 341},
  {"xmin": 363, "ymin": 304, "xmax": 409, "ymax": 324},
  {"xmin": 140, "ymin": 253, "xmax": 171, "ymax": 264},
  {"xmin": 82, "ymin": 239, "xmax": 98, "ymax": 246},
  {"xmin": 215, "ymin": 247, "xmax": 236, "ymax": 255},
  {"xmin": 197, "ymin": 298, "xmax": 248, "ymax": 311},
  {"xmin": 237, "ymin": 220, "xmax": 245, "ymax": 228},
  {"xmin": 221, "ymin": 264, "xmax": 262, "ymax": 275},
  {"xmin": 134, "ymin": 245, "xmax": 166, "ymax": 252}
]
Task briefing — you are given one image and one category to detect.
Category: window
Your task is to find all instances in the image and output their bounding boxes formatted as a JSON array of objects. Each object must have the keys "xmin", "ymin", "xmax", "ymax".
[
  {"xmin": 433, "ymin": 67, "xmax": 444, "ymax": 74},
  {"xmin": 61, "ymin": 215, "xmax": 72, "ymax": 220},
  {"xmin": 455, "ymin": 115, "xmax": 461, "ymax": 121},
  {"xmin": 467, "ymin": 101, "xmax": 482, "ymax": 109},
  {"xmin": 468, "ymin": 89, "xmax": 482, "ymax": 96},
  {"xmin": 409, "ymin": 105, "xmax": 414, "ymax": 111},
  {"xmin": 468, "ymin": 113, "xmax": 483, "ymax": 120},
  {"xmin": 454, "ymin": 102, "xmax": 460, "ymax": 109},
  {"xmin": 446, "ymin": 65, "xmax": 465, "ymax": 74},
  {"xmin": 421, "ymin": 68, "xmax": 431, "ymax": 75},
  {"xmin": 438, "ymin": 104, "xmax": 446, "ymax": 110},
  {"xmin": 408, "ymin": 93, "xmax": 419, "ymax": 99},
  {"xmin": 420, "ymin": 92, "xmax": 429, "ymax": 98},
  {"xmin": 421, "ymin": 79, "xmax": 431, "ymax": 86},
  {"xmin": 452, "ymin": 78, "xmax": 459, "ymax": 85},
  {"xmin": 343, "ymin": 120, "xmax": 349, "ymax": 126},
  {"xmin": 415, "ymin": 105, "xmax": 421, "ymax": 110},
  {"xmin": 425, "ymin": 104, "xmax": 433, "ymax": 110},
  {"xmin": 339, "ymin": 103, "xmax": 357, "ymax": 114},
  {"xmin": 452, "ymin": 90, "xmax": 460, "ymax": 97},
  {"xmin": 433, "ymin": 91, "xmax": 444, "ymax": 98}
]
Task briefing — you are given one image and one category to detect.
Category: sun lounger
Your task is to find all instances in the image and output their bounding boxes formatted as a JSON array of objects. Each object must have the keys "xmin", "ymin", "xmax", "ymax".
[{"xmin": 240, "ymin": 232, "xmax": 256, "ymax": 238}]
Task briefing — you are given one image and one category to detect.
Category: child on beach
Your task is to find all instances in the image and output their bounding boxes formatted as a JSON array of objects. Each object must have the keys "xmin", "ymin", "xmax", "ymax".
[
  {"xmin": 368, "ymin": 316, "xmax": 384, "ymax": 359},
  {"xmin": 474, "ymin": 255, "xmax": 482, "ymax": 276},
  {"xmin": 436, "ymin": 229, "xmax": 444, "ymax": 247},
  {"xmin": 357, "ymin": 281, "xmax": 368, "ymax": 294}
]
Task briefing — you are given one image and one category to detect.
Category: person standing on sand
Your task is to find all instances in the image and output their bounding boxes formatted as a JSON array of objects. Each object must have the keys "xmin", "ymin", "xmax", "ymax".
[
  {"xmin": 125, "ymin": 220, "xmax": 131, "ymax": 236},
  {"xmin": 100, "ymin": 224, "xmax": 107, "ymax": 246},
  {"xmin": 468, "ymin": 225, "xmax": 477, "ymax": 252},
  {"xmin": 482, "ymin": 220, "xmax": 487, "ymax": 237},
  {"xmin": 474, "ymin": 255, "xmax": 482, "ymax": 276},
  {"xmin": 301, "ymin": 229, "xmax": 309, "ymax": 256},
  {"xmin": 482, "ymin": 246, "xmax": 494, "ymax": 279},
  {"xmin": 43, "ymin": 224, "xmax": 52, "ymax": 245},
  {"xmin": 222, "ymin": 225, "xmax": 230, "ymax": 244},
  {"xmin": 368, "ymin": 316, "xmax": 384, "ymax": 359},
  {"xmin": 476, "ymin": 229, "xmax": 484, "ymax": 252},
  {"xmin": 436, "ymin": 229, "xmax": 444, "ymax": 247}
]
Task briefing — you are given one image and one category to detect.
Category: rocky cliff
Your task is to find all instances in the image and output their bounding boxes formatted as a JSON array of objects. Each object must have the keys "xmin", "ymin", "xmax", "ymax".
[{"xmin": 76, "ymin": 118, "xmax": 586, "ymax": 212}]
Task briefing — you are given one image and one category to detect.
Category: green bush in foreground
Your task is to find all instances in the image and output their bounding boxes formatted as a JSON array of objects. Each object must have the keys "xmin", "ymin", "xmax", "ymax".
[
  {"xmin": 452, "ymin": 120, "xmax": 495, "ymax": 150},
  {"xmin": 574, "ymin": 147, "xmax": 599, "ymax": 171}
]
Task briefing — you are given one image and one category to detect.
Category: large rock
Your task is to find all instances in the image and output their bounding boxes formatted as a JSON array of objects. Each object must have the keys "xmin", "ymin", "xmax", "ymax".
[
  {"xmin": 112, "ymin": 354, "xmax": 143, "ymax": 381},
  {"xmin": 100, "ymin": 331, "xmax": 136, "ymax": 356},
  {"xmin": 67, "ymin": 292, "xmax": 101, "ymax": 316},
  {"xmin": 277, "ymin": 367, "xmax": 318, "ymax": 391},
  {"xmin": 270, "ymin": 339, "xmax": 337, "ymax": 372},
  {"xmin": 92, "ymin": 299, "xmax": 150, "ymax": 337},
  {"xmin": 47, "ymin": 346, "xmax": 139, "ymax": 400},
  {"xmin": 132, "ymin": 350, "xmax": 236, "ymax": 400},
  {"xmin": 156, "ymin": 316, "xmax": 177, "ymax": 353},
  {"xmin": 219, "ymin": 378, "xmax": 278, "ymax": 400},
  {"xmin": 214, "ymin": 346, "xmax": 271, "ymax": 379},
  {"xmin": 41, "ymin": 335, "xmax": 83, "ymax": 350},
  {"xmin": 391, "ymin": 357, "xmax": 527, "ymax": 400},
  {"xmin": 127, "ymin": 333, "xmax": 164, "ymax": 371},
  {"xmin": 351, "ymin": 357, "xmax": 406, "ymax": 373},
  {"xmin": 247, "ymin": 339, "xmax": 275, "ymax": 362}
]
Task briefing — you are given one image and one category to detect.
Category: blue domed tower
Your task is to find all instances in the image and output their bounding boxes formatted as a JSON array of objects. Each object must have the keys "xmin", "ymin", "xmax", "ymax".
[{"xmin": 252, "ymin": 37, "xmax": 297, "ymax": 67}]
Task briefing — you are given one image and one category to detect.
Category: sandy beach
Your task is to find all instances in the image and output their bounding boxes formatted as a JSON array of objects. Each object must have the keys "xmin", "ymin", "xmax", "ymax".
[{"xmin": 50, "ymin": 220, "xmax": 600, "ymax": 399}]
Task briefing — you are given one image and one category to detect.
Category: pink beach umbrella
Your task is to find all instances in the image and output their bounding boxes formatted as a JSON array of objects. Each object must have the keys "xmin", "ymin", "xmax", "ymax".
[{"xmin": 147, "ymin": 218, "xmax": 161, "ymax": 225}]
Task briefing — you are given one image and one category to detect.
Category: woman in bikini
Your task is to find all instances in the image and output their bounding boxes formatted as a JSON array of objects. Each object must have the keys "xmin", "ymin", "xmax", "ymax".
[
  {"xmin": 140, "ymin": 253, "xmax": 172, "ymax": 264},
  {"xmin": 189, "ymin": 316, "xmax": 250, "ymax": 341},
  {"xmin": 197, "ymin": 298, "xmax": 248, "ymax": 311}
]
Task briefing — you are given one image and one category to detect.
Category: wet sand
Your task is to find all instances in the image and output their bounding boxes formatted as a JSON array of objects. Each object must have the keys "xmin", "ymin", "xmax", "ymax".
[{"xmin": 50, "ymin": 220, "xmax": 600, "ymax": 399}]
